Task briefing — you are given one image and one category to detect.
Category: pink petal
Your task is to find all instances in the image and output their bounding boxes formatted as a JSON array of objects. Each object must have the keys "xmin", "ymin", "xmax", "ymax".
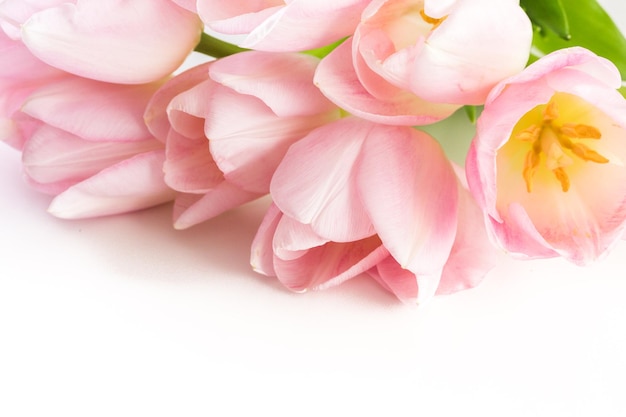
[
  {"xmin": 22, "ymin": 124, "xmax": 163, "ymax": 194},
  {"xmin": 237, "ymin": 0, "xmax": 369, "ymax": 51},
  {"xmin": 250, "ymin": 202, "xmax": 283, "ymax": 277},
  {"xmin": 144, "ymin": 62, "xmax": 212, "ymax": 142},
  {"xmin": 209, "ymin": 51, "xmax": 337, "ymax": 117},
  {"xmin": 206, "ymin": 85, "xmax": 338, "ymax": 194},
  {"xmin": 172, "ymin": 182, "xmax": 262, "ymax": 230},
  {"xmin": 21, "ymin": 0, "xmax": 202, "ymax": 84},
  {"xmin": 366, "ymin": 256, "xmax": 419, "ymax": 304},
  {"xmin": 314, "ymin": 42, "xmax": 459, "ymax": 125},
  {"xmin": 198, "ymin": 2, "xmax": 281, "ymax": 34},
  {"xmin": 0, "ymin": 0, "xmax": 67, "ymax": 40},
  {"xmin": 21, "ymin": 77, "xmax": 160, "ymax": 142},
  {"xmin": 272, "ymin": 213, "xmax": 388, "ymax": 292},
  {"xmin": 269, "ymin": 118, "xmax": 376, "ymax": 242},
  {"xmin": 436, "ymin": 165, "xmax": 499, "ymax": 295},
  {"xmin": 356, "ymin": 125, "xmax": 458, "ymax": 278},
  {"xmin": 48, "ymin": 150, "xmax": 175, "ymax": 219},
  {"xmin": 164, "ymin": 129, "xmax": 223, "ymax": 194},
  {"xmin": 170, "ymin": 0, "xmax": 197, "ymax": 13}
]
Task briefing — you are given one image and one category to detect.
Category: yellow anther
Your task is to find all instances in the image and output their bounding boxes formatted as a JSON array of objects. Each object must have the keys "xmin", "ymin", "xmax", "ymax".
[
  {"xmin": 559, "ymin": 123, "xmax": 601, "ymax": 139},
  {"xmin": 570, "ymin": 143, "xmax": 610, "ymax": 164},
  {"xmin": 419, "ymin": 9, "xmax": 446, "ymax": 28},
  {"xmin": 543, "ymin": 99, "xmax": 559, "ymax": 121},
  {"xmin": 552, "ymin": 167, "xmax": 570, "ymax": 192},
  {"xmin": 522, "ymin": 150, "xmax": 540, "ymax": 193},
  {"xmin": 515, "ymin": 125, "xmax": 541, "ymax": 142}
]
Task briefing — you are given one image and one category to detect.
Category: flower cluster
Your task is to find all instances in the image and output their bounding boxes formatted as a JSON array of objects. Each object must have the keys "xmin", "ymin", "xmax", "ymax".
[{"xmin": 2, "ymin": 0, "xmax": 626, "ymax": 303}]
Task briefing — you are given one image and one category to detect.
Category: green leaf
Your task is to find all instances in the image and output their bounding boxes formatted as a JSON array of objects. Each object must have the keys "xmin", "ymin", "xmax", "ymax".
[
  {"xmin": 520, "ymin": 0, "xmax": 570, "ymax": 40},
  {"xmin": 194, "ymin": 32, "xmax": 248, "ymax": 58},
  {"xmin": 463, "ymin": 105, "xmax": 478, "ymax": 124},
  {"xmin": 302, "ymin": 38, "xmax": 347, "ymax": 59},
  {"xmin": 530, "ymin": 0, "xmax": 626, "ymax": 80}
]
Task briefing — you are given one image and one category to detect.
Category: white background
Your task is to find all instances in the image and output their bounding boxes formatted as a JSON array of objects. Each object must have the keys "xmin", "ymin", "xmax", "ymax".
[{"xmin": 2, "ymin": 1, "xmax": 626, "ymax": 416}]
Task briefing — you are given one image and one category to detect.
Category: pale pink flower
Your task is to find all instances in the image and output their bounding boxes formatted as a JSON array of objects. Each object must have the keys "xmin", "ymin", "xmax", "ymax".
[
  {"xmin": 251, "ymin": 117, "xmax": 497, "ymax": 303},
  {"xmin": 466, "ymin": 47, "xmax": 626, "ymax": 265},
  {"xmin": 314, "ymin": 0, "xmax": 532, "ymax": 125},
  {"xmin": 0, "ymin": 0, "xmax": 202, "ymax": 84},
  {"xmin": 13, "ymin": 75, "xmax": 174, "ymax": 218},
  {"xmin": 196, "ymin": 0, "xmax": 370, "ymax": 52},
  {"xmin": 144, "ymin": 51, "xmax": 341, "ymax": 229}
]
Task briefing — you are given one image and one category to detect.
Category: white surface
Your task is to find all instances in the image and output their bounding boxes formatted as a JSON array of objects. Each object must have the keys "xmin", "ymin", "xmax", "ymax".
[{"xmin": 2, "ymin": 2, "xmax": 626, "ymax": 416}]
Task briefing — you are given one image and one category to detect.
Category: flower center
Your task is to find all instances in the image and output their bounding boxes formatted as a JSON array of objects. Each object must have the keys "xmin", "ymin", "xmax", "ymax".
[{"xmin": 516, "ymin": 96, "xmax": 608, "ymax": 193}]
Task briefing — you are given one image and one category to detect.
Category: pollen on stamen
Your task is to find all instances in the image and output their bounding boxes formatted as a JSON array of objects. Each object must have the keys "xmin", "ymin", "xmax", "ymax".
[
  {"xmin": 560, "ymin": 123, "xmax": 601, "ymax": 139},
  {"xmin": 552, "ymin": 167, "xmax": 570, "ymax": 192},
  {"xmin": 523, "ymin": 150, "xmax": 540, "ymax": 193},
  {"xmin": 419, "ymin": 9, "xmax": 446, "ymax": 28}
]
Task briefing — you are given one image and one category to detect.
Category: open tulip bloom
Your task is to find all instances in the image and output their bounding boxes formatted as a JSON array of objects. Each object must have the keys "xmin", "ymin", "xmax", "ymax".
[{"xmin": 2, "ymin": 0, "xmax": 626, "ymax": 304}]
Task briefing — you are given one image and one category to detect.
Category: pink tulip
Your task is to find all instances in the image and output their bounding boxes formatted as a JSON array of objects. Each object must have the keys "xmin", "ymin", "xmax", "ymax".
[
  {"xmin": 466, "ymin": 47, "xmax": 626, "ymax": 265},
  {"xmin": 14, "ymin": 75, "xmax": 175, "ymax": 218},
  {"xmin": 314, "ymin": 0, "xmax": 532, "ymax": 125},
  {"xmin": 0, "ymin": 0, "xmax": 202, "ymax": 84},
  {"xmin": 251, "ymin": 118, "xmax": 497, "ymax": 303},
  {"xmin": 196, "ymin": 0, "xmax": 370, "ymax": 52},
  {"xmin": 144, "ymin": 51, "xmax": 341, "ymax": 229}
]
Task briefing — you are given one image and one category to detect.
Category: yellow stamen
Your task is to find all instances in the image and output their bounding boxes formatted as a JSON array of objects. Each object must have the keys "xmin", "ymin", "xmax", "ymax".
[
  {"xmin": 552, "ymin": 167, "xmax": 570, "ymax": 192},
  {"xmin": 519, "ymin": 96, "xmax": 609, "ymax": 193},
  {"xmin": 559, "ymin": 123, "xmax": 601, "ymax": 139},
  {"xmin": 419, "ymin": 9, "xmax": 446, "ymax": 28}
]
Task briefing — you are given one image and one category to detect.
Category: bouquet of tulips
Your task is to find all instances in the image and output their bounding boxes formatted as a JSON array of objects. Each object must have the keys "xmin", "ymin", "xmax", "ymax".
[{"xmin": 2, "ymin": 0, "xmax": 626, "ymax": 304}]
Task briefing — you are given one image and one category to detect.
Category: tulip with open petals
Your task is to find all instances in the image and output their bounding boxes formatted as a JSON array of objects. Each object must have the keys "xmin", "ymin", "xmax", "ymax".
[
  {"xmin": 251, "ymin": 117, "xmax": 497, "ymax": 303},
  {"xmin": 466, "ymin": 47, "xmax": 626, "ymax": 265},
  {"xmin": 314, "ymin": 0, "xmax": 532, "ymax": 125}
]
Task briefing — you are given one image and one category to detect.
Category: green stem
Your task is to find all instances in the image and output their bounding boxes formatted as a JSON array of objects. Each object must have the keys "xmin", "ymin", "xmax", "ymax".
[{"xmin": 194, "ymin": 32, "xmax": 248, "ymax": 58}]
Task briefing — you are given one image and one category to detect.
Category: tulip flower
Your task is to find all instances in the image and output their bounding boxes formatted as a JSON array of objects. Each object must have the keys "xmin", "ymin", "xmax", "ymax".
[
  {"xmin": 196, "ymin": 0, "xmax": 370, "ymax": 52},
  {"xmin": 144, "ymin": 51, "xmax": 341, "ymax": 229},
  {"xmin": 0, "ymin": 0, "xmax": 202, "ymax": 84},
  {"xmin": 314, "ymin": 0, "xmax": 532, "ymax": 125},
  {"xmin": 466, "ymin": 47, "xmax": 626, "ymax": 265},
  {"xmin": 14, "ymin": 75, "xmax": 175, "ymax": 218},
  {"xmin": 251, "ymin": 117, "xmax": 497, "ymax": 303}
]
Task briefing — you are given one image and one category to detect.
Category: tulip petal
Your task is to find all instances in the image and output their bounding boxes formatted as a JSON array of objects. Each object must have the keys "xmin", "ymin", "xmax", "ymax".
[
  {"xmin": 437, "ymin": 165, "xmax": 499, "ymax": 294},
  {"xmin": 209, "ymin": 51, "xmax": 337, "ymax": 117},
  {"xmin": 198, "ymin": 2, "xmax": 281, "ymax": 34},
  {"xmin": 356, "ymin": 125, "xmax": 458, "ymax": 277},
  {"xmin": 366, "ymin": 256, "xmax": 419, "ymax": 304},
  {"xmin": 21, "ymin": 0, "xmax": 202, "ymax": 84},
  {"xmin": 270, "ymin": 118, "xmax": 376, "ymax": 242},
  {"xmin": 48, "ymin": 150, "xmax": 175, "ymax": 219},
  {"xmin": 250, "ymin": 203, "xmax": 283, "ymax": 277},
  {"xmin": 172, "ymin": 183, "xmax": 262, "ymax": 230},
  {"xmin": 206, "ymin": 85, "xmax": 337, "ymax": 194},
  {"xmin": 237, "ymin": 0, "xmax": 368, "ymax": 51},
  {"xmin": 22, "ymin": 124, "xmax": 163, "ymax": 194},
  {"xmin": 163, "ymin": 130, "xmax": 223, "ymax": 194},
  {"xmin": 21, "ymin": 77, "xmax": 159, "ymax": 142},
  {"xmin": 315, "ymin": 42, "xmax": 459, "ymax": 125},
  {"xmin": 272, "ymin": 213, "xmax": 388, "ymax": 292},
  {"xmin": 144, "ymin": 63, "xmax": 212, "ymax": 142}
]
